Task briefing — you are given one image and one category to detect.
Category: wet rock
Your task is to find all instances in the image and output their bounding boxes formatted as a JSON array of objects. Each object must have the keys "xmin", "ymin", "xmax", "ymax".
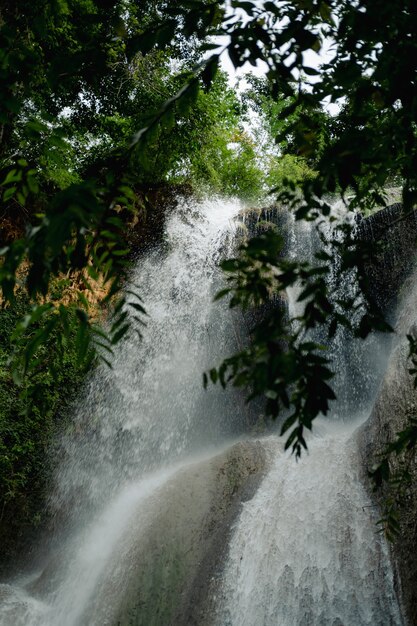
[
  {"xmin": 356, "ymin": 203, "xmax": 417, "ymax": 315},
  {"xmin": 82, "ymin": 440, "xmax": 268, "ymax": 626},
  {"xmin": 359, "ymin": 271, "xmax": 417, "ymax": 625}
]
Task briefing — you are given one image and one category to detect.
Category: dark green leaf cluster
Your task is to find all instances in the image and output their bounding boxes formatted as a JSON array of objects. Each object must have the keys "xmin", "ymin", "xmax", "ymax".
[
  {"xmin": 207, "ymin": 226, "xmax": 391, "ymax": 456},
  {"xmin": 133, "ymin": 0, "xmax": 417, "ymax": 210}
]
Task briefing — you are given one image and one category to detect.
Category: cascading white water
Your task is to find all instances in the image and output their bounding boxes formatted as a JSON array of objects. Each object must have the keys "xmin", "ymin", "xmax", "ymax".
[
  {"xmin": 215, "ymin": 420, "xmax": 403, "ymax": 626},
  {"xmin": 0, "ymin": 468, "xmax": 179, "ymax": 626},
  {"xmin": 51, "ymin": 196, "xmax": 246, "ymax": 515},
  {"xmin": 213, "ymin": 204, "xmax": 403, "ymax": 626},
  {"xmin": 0, "ymin": 196, "xmax": 247, "ymax": 626},
  {"xmin": 286, "ymin": 202, "xmax": 391, "ymax": 419}
]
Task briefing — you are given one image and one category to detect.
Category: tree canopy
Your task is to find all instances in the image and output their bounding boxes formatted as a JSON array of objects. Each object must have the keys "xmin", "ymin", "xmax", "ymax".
[{"xmin": 0, "ymin": 0, "xmax": 263, "ymax": 379}]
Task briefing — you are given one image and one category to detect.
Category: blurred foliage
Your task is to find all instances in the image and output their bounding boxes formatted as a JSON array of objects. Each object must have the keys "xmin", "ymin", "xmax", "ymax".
[
  {"xmin": 266, "ymin": 154, "xmax": 317, "ymax": 194},
  {"xmin": 207, "ymin": 226, "xmax": 392, "ymax": 456}
]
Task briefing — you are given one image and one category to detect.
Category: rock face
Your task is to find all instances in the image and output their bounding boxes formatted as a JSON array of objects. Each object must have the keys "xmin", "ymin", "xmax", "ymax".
[
  {"xmin": 359, "ymin": 275, "xmax": 417, "ymax": 625},
  {"xmin": 358, "ymin": 206, "xmax": 417, "ymax": 625},
  {"xmin": 356, "ymin": 203, "xmax": 417, "ymax": 314},
  {"xmin": 81, "ymin": 440, "xmax": 268, "ymax": 626}
]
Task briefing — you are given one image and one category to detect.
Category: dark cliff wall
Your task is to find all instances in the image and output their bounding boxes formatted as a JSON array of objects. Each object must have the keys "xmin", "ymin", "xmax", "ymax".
[
  {"xmin": 357, "ymin": 205, "xmax": 417, "ymax": 625},
  {"xmin": 356, "ymin": 203, "xmax": 417, "ymax": 315},
  {"xmin": 358, "ymin": 281, "xmax": 417, "ymax": 625}
]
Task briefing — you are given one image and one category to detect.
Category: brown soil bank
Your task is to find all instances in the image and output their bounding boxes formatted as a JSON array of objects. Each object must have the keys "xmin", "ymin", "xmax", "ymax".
[{"xmin": 80, "ymin": 439, "xmax": 268, "ymax": 626}]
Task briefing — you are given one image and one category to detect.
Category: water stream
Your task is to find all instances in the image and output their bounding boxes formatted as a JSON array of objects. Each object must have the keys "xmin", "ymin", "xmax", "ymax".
[
  {"xmin": 0, "ymin": 196, "xmax": 247, "ymax": 625},
  {"xmin": 0, "ymin": 196, "xmax": 405, "ymax": 625},
  {"xmin": 215, "ymin": 420, "xmax": 403, "ymax": 626},
  {"xmin": 212, "ymin": 204, "xmax": 403, "ymax": 625}
]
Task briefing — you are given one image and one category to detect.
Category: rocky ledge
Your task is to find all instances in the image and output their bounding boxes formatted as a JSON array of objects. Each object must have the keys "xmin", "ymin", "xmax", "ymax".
[{"xmin": 82, "ymin": 439, "xmax": 268, "ymax": 626}]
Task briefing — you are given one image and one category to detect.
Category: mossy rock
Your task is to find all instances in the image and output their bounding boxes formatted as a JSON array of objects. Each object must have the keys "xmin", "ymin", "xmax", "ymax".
[{"xmin": 82, "ymin": 441, "xmax": 267, "ymax": 626}]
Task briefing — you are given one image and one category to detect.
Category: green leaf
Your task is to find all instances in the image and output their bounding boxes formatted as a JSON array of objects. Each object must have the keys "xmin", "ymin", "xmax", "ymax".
[
  {"xmin": 214, "ymin": 288, "xmax": 231, "ymax": 301},
  {"xmin": 128, "ymin": 301, "xmax": 147, "ymax": 315},
  {"xmin": 3, "ymin": 186, "xmax": 17, "ymax": 201},
  {"xmin": 111, "ymin": 323, "xmax": 130, "ymax": 345},
  {"xmin": 209, "ymin": 368, "xmax": 218, "ymax": 384}
]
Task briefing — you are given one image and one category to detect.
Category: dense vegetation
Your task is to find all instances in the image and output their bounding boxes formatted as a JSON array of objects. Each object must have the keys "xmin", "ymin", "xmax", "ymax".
[
  {"xmin": 0, "ymin": 287, "xmax": 90, "ymax": 564},
  {"xmin": 1, "ymin": 0, "xmax": 417, "ymax": 546}
]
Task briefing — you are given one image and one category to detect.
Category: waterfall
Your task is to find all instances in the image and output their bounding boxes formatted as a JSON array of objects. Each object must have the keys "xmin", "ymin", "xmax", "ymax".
[
  {"xmin": 213, "ymin": 204, "xmax": 404, "ymax": 625},
  {"xmin": 0, "ymin": 196, "xmax": 248, "ymax": 626},
  {"xmin": 0, "ymin": 196, "xmax": 406, "ymax": 625},
  {"xmin": 214, "ymin": 421, "xmax": 403, "ymax": 626},
  {"xmin": 48, "ymin": 195, "xmax": 247, "ymax": 517},
  {"xmin": 285, "ymin": 202, "xmax": 392, "ymax": 420}
]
